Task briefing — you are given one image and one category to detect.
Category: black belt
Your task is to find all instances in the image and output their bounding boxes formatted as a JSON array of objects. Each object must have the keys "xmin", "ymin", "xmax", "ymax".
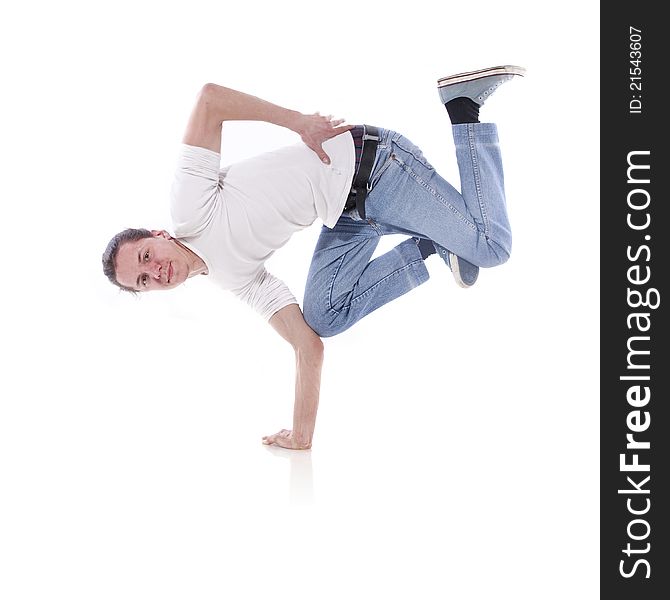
[{"xmin": 344, "ymin": 125, "xmax": 380, "ymax": 220}]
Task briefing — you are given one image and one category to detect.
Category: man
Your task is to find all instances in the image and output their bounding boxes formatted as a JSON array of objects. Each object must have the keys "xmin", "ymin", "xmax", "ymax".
[{"xmin": 102, "ymin": 65, "xmax": 525, "ymax": 450}]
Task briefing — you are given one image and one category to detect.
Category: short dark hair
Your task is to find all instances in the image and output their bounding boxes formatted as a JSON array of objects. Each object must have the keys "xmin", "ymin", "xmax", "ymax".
[{"xmin": 102, "ymin": 228, "xmax": 153, "ymax": 293}]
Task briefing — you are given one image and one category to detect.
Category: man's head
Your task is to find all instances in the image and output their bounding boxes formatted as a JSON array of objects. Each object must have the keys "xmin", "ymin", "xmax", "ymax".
[{"xmin": 102, "ymin": 228, "xmax": 198, "ymax": 293}]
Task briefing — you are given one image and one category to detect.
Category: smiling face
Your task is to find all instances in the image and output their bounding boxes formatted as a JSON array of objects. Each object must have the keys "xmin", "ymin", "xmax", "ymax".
[{"xmin": 115, "ymin": 230, "xmax": 195, "ymax": 292}]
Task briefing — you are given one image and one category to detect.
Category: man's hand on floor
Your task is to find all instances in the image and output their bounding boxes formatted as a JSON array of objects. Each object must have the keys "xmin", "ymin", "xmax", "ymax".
[{"xmin": 262, "ymin": 429, "xmax": 311, "ymax": 450}]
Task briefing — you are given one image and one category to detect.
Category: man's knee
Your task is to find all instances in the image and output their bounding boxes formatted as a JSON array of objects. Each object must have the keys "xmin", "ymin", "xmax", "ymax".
[
  {"xmin": 481, "ymin": 241, "xmax": 511, "ymax": 268},
  {"xmin": 303, "ymin": 303, "xmax": 345, "ymax": 338},
  {"xmin": 492, "ymin": 249, "xmax": 511, "ymax": 267},
  {"xmin": 302, "ymin": 302, "xmax": 324, "ymax": 336}
]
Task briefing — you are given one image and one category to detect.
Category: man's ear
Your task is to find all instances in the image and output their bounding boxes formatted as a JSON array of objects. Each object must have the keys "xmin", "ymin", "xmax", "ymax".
[{"xmin": 151, "ymin": 229, "xmax": 173, "ymax": 240}]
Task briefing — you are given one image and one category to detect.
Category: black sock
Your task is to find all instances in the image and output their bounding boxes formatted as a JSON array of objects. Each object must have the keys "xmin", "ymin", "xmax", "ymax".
[
  {"xmin": 416, "ymin": 238, "xmax": 436, "ymax": 260},
  {"xmin": 445, "ymin": 97, "xmax": 480, "ymax": 124}
]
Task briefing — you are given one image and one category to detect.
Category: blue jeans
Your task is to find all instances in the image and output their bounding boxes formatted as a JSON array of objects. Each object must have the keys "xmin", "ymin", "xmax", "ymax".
[{"xmin": 303, "ymin": 123, "xmax": 512, "ymax": 337}]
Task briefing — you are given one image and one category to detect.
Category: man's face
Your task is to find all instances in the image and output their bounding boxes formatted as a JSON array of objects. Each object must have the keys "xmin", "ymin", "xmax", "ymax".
[{"xmin": 115, "ymin": 230, "xmax": 191, "ymax": 292}]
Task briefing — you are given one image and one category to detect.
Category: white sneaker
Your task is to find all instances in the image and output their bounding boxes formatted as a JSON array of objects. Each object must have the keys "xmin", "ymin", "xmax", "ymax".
[{"xmin": 438, "ymin": 65, "xmax": 526, "ymax": 106}]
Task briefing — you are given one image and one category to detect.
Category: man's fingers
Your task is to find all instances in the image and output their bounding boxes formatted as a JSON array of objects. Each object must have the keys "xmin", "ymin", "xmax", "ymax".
[
  {"xmin": 321, "ymin": 123, "xmax": 354, "ymax": 139},
  {"xmin": 310, "ymin": 145, "xmax": 331, "ymax": 165},
  {"xmin": 263, "ymin": 436, "xmax": 289, "ymax": 448},
  {"xmin": 262, "ymin": 429, "xmax": 292, "ymax": 446}
]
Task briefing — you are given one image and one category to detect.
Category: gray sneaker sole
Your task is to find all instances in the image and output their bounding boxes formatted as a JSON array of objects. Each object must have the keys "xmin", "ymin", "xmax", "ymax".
[
  {"xmin": 450, "ymin": 258, "xmax": 468, "ymax": 288},
  {"xmin": 448, "ymin": 252, "xmax": 478, "ymax": 288},
  {"xmin": 438, "ymin": 65, "xmax": 526, "ymax": 88}
]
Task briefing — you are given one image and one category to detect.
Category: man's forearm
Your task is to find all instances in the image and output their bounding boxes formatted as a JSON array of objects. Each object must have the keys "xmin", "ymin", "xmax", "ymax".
[
  {"xmin": 292, "ymin": 342, "xmax": 324, "ymax": 448},
  {"xmin": 267, "ymin": 304, "xmax": 324, "ymax": 449},
  {"xmin": 184, "ymin": 83, "xmax": 352, "ymax": 161},
  {"xmin": 198, "ymin": 83, "xmax": 303, "ymax": 132}
]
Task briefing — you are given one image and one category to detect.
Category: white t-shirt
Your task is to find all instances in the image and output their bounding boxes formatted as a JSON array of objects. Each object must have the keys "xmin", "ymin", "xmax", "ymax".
[{"xmin": 169, "ymin": 133, "xmax": 355, "ymax": 320}]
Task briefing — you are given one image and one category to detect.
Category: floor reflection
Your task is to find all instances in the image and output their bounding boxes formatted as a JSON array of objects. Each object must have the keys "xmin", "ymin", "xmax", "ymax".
[{"xmin": 263, "ymin": 445, "xmax": 314, "ymax": 503}]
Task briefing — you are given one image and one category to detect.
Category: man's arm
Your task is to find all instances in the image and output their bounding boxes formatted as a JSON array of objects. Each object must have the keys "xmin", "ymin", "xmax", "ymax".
[
  {"xmin": 182, "ymin": 83, "xmax": 352, "ymax": 163},
  {"xmin": 263, "ymin": 304, "xmax": 324, "ymax": 450}
]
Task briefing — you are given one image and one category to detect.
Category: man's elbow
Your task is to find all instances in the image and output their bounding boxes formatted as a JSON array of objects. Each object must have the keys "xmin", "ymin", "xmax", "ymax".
[
  {"xmin": 196, "ymin": 83, "xmax": 220, "ymax": 107},
  {"xmin": 307, "ymin": 334, "xmax": 324, "ymax": 359},
  {"xmin": 297, "ymin": 333, "xmax": 324, "ymax": 364}
]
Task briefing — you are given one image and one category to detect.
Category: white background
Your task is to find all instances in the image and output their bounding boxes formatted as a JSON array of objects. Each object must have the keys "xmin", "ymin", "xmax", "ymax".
[{"xmin": 1, "ymin": 1, "xmax": 599, "ymax": 598}]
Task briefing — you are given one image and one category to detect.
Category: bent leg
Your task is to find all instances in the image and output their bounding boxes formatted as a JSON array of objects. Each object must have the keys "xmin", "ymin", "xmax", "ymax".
[{"xmin": 303, "ymin": 216, "xmax": 429, "ymax": 337}]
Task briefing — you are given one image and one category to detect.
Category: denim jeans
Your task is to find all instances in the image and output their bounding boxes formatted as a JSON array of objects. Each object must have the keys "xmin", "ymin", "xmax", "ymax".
[{"xmin": 303, "ymin": 123, "xmax": 512, "ymax": 337}]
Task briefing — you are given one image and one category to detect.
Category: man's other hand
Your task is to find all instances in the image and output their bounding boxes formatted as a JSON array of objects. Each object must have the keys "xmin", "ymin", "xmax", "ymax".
[{"xmin": 297, "ymin": 112, "xmax": 353, "ymax": 165}]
